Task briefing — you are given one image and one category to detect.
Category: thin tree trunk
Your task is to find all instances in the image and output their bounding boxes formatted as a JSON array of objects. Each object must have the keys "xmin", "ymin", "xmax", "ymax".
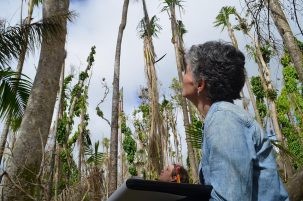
[
  {"xmin": 143, "ymin": 35, "xmax": 164, "ymax": 175},
  {"xmin": 254, "ymin": 38, "xmax": 283, "ymax": 140},
  {"xmin": 108, "ymin": 0, "xmax": 129, "ymax": 196},
  {"xmin": 0, "ymin": 120, "xmax": 10, "ymax": 166},
  {"xmin": 0, "ymin": 0, "xmax": 69, "ymax": 200},
  {"xmin": 78, "ymin": 109, "xmax": 85, "ymax": 182},
  {"xmin": 47, "ymin": 65, "xmax": 64, "ymax": 201},
  {"xmin": 117, "ymin": 88, "xmax": 123, "ymax": 186},
  {"xmin": 266, "ymin": 0, "xmax": 303, "ymax": 85},
  {"xmin": 168, "ymin": 4, "xmax": 198, "ymax": 179},
  {"xmin": 141, "ymin": 0, "xmax": 164, "ymax": 175},
  {"xmin": 253, "ymin": 36, "xmax": 294, "ymax": 178}
]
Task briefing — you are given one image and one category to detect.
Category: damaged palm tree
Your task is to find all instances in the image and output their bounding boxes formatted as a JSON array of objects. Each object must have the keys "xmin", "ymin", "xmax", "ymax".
[
  {"xmin": 108, "ymin": 0, "xmax": 130, "ymax": 195},
  {"xmin": 138, "ymin": 0, "xmax": 165, "ymax": 176}
]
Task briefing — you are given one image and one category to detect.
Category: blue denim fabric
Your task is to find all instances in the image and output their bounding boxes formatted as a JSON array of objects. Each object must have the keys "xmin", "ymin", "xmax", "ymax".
[{"xmin": 199, "ymin": 101, "xmax": 289, "ymax": 201}]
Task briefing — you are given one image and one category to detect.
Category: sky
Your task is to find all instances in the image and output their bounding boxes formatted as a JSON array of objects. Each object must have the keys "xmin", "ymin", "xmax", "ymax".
[{"xmin": 1, "ymin": 0, "xmax": 262, "ymax": 158}]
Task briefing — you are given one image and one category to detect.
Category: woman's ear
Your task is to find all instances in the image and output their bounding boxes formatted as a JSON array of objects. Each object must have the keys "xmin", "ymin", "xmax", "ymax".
[{"xmin": 197, "ymin": 80, "xmax": 206, "ymax": 94}]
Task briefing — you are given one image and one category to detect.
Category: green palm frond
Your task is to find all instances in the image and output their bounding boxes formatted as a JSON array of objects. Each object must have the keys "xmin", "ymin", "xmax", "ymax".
[
  {"xmin": 161, "ymin": 0, "xmax": 184, "ymax": 12},
  {"xmin": 137, "ymin": 15, "xmax": 162, "ymax": 38},
  {"xmin": 186, "ymin": 118, "xmax": 203, "ymax": 149},
  {"xmin": 0, "ymin": 23, "xmax": 23, "ymax": 66},
  {"xmin": 85, "ymin": 141, "xmax": 106, "ymax": 166},
  {"xmin": 214, "ymin": 6, "xmax": 236, "ymax": 31},
  {"xmin": 0, "ymin": 69, "xmax": 32, "ymax": 121},
  {"xmin": 0, "ymin": 11, "xmax": 76, "ymax": 66}
]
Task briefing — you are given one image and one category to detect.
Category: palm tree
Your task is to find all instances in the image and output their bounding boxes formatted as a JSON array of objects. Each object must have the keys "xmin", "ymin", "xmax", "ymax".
[
  {"xmin": 109, "ymin": 0, "xmax": 130, "ymax": 195},
  {"xmin": 0, "ymin": 0, "xmax": 70, "ymax": 199},
  {"xmin": 0, "ymin": 0, "xmax": 38, "ymax": 167},
  {"xmin": 138, "ymin": 0, "xmax": 165, "ymax": 176},
  {"xmin": 0, "ymin": 0, "xmax": 74, "ymax": 166},
  {"xmin": 214, "ymin": 6, "xmax": 262, "ymax": 125},
  {"xmin": 265, "ymin": 0, "xmax": 303, "ymax": 85},
  {"xmin": 162, "ymin": 0, "xmax": 199, "ymax": 180}
]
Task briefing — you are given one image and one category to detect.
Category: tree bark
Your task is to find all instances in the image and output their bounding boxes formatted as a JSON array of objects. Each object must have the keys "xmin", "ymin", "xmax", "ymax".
[
  {"xmin": 266, "ymin": 0, "xmax": 303, "ymax": 85},
  {"xmin": 108, "ymin": 0, "xmax": 129, "ymax": 196},
  {"xmin": 0, "ymin": 0, "xmax": 69, "ymax": 200}
]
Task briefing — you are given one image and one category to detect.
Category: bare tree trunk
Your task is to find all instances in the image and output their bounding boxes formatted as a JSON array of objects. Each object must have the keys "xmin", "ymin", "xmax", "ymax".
[
  {"xmin": 253, "ymin": 36, "xmax": 294, "ymax": 178},
  {"xmin": 117, "ymin": 88, "xmax": 124, "ymax": 186},
  {"xmin": 143, "ymin": 35, "xmax": 164, "ymax": 175},
  {"xmin": 170, "ymin": 116, "xmax": 181, "ymax": 163},
  {"xmin": 47, "ymin": 65, "xmax": 65, "ymax": 201},
  {"xmin": 266, "ymin": 0, "xmax": 303, "ymax": 85},
  {"xmin": 78, "ymin": 109, "xmax": 85, "ymax": 182},
  {"xmin": 108, "ymin": 0, "xmax": 129, "ymax": 196},
  {"xmin": 141, "ymin": 0, "xmax": 164, "ymax": 175},
  {"xmin": 0, "ymin": 0, "xmax": 69, "ymax": 200},
  {"xmin": 167, "ymin": 4, "xmax": 199, "ymax": 179},
  {"xmin": 0, "ymin": 120, "xmax": 10, "ymax": 166},
  {"xmin": 254, "ymin": 38, "xmax": 283, "ymax": 141}
]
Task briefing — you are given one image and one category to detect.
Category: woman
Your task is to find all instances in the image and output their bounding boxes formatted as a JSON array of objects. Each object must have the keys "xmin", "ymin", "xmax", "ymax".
[
  {"xmin": 182, "ymin": 41, "xmax": 289, "ymax": 200},
  {"xmin": 158, "ymin": 164, "xmax": 189, "ymax": 183}
]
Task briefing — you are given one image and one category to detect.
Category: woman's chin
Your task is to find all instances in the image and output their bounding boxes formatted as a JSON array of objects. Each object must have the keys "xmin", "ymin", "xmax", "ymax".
[{"xmin": 182, "ymin": 91, "xmax": 187, "ymax": 98}]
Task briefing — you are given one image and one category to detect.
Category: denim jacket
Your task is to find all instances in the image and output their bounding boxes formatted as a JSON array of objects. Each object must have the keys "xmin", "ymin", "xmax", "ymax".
[{"xmin": 199, "ymin": 101, "xmax": 289, "ymax": 201}]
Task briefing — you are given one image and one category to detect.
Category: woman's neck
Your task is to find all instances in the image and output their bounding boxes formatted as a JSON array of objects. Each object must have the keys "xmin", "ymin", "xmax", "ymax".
[{"xmin": 194, "ymin": 97, "xmax": 212, "ymax": 119}]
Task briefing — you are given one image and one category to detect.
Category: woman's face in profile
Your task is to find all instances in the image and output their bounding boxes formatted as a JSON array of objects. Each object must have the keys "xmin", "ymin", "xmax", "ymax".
[
  {"xmin": 182, "ymin": 64, "xmax": 197, "ymax": 101},
  {"xmin": 158, "ymin": 165, "xmax": 174, "ymax": 182}
]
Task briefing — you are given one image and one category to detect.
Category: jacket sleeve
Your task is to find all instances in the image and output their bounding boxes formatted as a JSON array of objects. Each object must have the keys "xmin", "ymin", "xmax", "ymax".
[{"xmin": 204, "ymin": 111, "xmax": 253, "ymax": 201}]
